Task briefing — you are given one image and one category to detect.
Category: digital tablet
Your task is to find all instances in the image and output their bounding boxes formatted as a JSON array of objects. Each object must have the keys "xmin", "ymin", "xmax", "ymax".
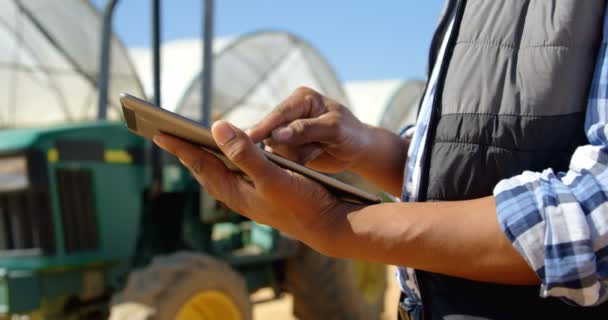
[{"xmin": 119, "ymin": 93, "xmax": 382, "ymax": 205}]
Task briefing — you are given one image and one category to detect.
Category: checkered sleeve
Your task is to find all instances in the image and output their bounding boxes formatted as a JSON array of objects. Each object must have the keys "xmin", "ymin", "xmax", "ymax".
[{"xmin": 493, "ymin": 11, "xmax": 608, "ymax": 306}]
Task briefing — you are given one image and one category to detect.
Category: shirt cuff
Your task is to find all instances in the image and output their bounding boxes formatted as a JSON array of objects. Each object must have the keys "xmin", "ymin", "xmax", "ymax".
[{"xmin": 493, "ymin": 169, "xmax": 608, "ymax": 306}]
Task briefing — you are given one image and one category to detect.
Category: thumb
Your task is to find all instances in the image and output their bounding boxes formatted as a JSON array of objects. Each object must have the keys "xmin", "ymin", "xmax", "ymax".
[{"xmin": 211, "ymin": 120, "xmax": 283, "ymax": 186}]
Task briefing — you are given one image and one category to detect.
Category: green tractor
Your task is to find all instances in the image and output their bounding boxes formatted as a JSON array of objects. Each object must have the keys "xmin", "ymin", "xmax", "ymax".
[{"xmin": 0, "ymin": 1, "xmax": 387, "ymax": 319}]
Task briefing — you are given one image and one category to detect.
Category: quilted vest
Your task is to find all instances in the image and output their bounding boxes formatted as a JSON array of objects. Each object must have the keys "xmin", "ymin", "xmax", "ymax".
[{"xmin": 414, "ymin": 0, "xmax": 608, "ymax": 319}]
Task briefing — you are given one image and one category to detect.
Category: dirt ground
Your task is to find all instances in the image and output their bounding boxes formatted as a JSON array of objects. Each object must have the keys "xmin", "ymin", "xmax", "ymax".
[{"xmin": 252, "ymin": 266, "xmax": 400, "ymax": 320}]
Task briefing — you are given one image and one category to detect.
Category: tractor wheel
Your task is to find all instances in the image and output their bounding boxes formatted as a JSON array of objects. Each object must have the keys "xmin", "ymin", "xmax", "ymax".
[
  {"xmin": 109, "ymin": 251, "xmax": 251, "ymax": 320},
  {"xmin": 284, "ymin": 245, "xmax": 387, "ymax": 320}
]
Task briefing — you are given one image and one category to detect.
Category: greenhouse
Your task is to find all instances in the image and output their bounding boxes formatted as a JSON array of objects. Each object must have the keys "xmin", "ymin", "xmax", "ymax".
[
  {"xmin": 0, "ymin": 0, "xmax": 417, "ymax": 133},
  {"xmin": 345, "ymin": 79, "xmax": 425, "ymax": 130},
  {"xmin": 378, "ymin": 79, "xmax": 425, "ymax": 131},
  {"xmin": 128, "ymin": 37, "xmax": 234, "ymax": 112},
  {"xmin": 0, "ymin": 0, "xmax": 144, "ymax": 128},
  {"xmin": 131, "ymin": 31, "xmax": 349, "ymax": 129}
]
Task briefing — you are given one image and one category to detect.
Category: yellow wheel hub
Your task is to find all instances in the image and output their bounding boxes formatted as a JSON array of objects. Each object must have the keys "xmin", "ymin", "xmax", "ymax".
[
  {"xmin": 352, "ymin": 261, "xmax": 385, "ymax": 305},
  {"xmin": 175, "ymin": 290, "xmax": 242, "ymax": 320}
]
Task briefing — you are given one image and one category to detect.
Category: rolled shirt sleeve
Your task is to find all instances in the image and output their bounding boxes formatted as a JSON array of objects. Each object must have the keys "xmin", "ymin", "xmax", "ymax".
[{"xmin": 493, "ymin": 122, "xmax": 608, "ymax": 306}]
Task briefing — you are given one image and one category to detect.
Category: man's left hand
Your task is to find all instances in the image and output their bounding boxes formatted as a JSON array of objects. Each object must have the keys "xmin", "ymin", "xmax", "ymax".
[{"xmin": 153, "ymin": 120, "xmax": 359, "ymax": 254}]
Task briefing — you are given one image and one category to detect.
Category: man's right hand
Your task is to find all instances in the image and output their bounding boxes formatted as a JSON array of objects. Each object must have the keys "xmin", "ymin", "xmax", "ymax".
[
  {"xmin": 247, "ymin": 87, "xmax": 372, "ymax": 174},
  {"xmin": 248, "ymin": 87, "xmax": 410, "ymax": 197}
]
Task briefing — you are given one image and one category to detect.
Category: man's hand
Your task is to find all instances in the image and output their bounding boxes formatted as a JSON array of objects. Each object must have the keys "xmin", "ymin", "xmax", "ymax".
[
  {"xmin": 153, "ymin": 90, "xmax": 537, "ymax": 285},
  {"xmin": 248, "ymin": 86, "xmax": 372, "ymax": 173},
  {"xmin": 154, "ymin": 121, "xmax": 537, "ymax": 285},
  {"xmin": 153, "ymin": 121, "xmax": 359, "ymax": 254},
  {"xmin": 248, "ymin": 87, "xmax": 410, "ymax": 196}
]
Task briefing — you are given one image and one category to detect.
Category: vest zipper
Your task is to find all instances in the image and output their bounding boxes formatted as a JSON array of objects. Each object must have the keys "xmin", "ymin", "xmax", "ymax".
[
  {"xmin": 416, "ymin": 0, "xmax": 467, "ymax": 202},
  {"xmin": 428, "ymin": 0, "xmax": 458, "ymax": 79},
  {"xmin": 416, "ymin": 0, "xmax": 457, "ymax": 118},
  {"xmin": 415, "ymin": 0, "xmax": 466, "ymax": 318}
]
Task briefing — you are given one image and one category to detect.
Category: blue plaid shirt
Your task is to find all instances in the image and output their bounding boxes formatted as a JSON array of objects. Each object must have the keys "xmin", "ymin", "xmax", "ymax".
[{"xmin": 399, "ymin": 5, "xmax": 608, "ymax": 309}]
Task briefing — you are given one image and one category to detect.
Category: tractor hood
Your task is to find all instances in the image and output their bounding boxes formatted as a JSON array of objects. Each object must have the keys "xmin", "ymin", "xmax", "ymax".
[
  {"xmin": 0, "ymin": 127, "xmax": 47, "ymax": 153},
  {"xmin": 0, "ymin": 121, "xmax": 125, "ymax": 153}
]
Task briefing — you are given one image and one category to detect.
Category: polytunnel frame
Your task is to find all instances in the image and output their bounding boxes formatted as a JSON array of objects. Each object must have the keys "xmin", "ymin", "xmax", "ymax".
[
  {"xmin": 0, "ymin": 5, "xmax": 71, "ymax": 123},
  {"xmin": 1, "ymin": 0, "xmax": 145, "ymax": 125},
  {"xmin": 173, "ymin": 29, "xmax": 349, "ymax": 121},
  {"xmin": 0, "ymin": 0, "xmax": 143, "ymax": 125}
]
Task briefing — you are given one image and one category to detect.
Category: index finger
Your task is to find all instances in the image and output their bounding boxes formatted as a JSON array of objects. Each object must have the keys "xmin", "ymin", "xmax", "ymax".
[{"xmin": 247, "ymin": 88, "xmax": 324, "ymax": 143}]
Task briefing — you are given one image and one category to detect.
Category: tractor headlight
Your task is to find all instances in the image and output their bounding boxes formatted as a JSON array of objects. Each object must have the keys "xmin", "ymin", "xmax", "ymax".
[{"xmin": 0, "ymin": 156, "xmax": 29, "ymax": 192}]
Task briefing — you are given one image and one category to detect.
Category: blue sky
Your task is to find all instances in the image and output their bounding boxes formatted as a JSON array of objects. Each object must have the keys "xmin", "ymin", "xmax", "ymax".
[{"xmin": 92, "ymin": 0, "xmax": 445, "ymax": 81}]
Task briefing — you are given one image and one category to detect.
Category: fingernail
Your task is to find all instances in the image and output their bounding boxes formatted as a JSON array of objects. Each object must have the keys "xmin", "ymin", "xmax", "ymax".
[
  {"xmin": 273, "ymin": 126, "xmax": 293, "ymax": 141},
  {"xmin": 213, "ymin": 121, "xmax": 236, "ymax": 146},
  {"xmin": 153, "ymin": 135, "xmax": 165, "ymax": 147}
]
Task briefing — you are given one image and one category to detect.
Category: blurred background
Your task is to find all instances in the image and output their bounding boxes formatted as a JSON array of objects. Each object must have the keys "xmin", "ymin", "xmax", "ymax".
[{"xmin": 0, "ymin": 1, "xmax": 443, "ymax": 319}]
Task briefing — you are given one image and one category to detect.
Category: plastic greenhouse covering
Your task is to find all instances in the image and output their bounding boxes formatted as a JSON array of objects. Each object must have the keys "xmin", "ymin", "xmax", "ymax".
[
  {"xmin": 172, "ymin": 31, "xmax": 349, "ymax": 129},
  {"xmin": 345, "ymin": 79, "xmax": 425, "ymax": 130},
  {"xmin": 345, "ymin": 79, "xmax": 404, "ymax": 126},
  {"xmin": 128, "ymin": 37, "xmax": 234, "ymax": 113},
  {"xmin": 0, "ymin": 0, "xmax": 144, "ymax": 128},
  {"xmin": 378, "ymin": 79, "xmax": 425, "ymax": 132}
]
